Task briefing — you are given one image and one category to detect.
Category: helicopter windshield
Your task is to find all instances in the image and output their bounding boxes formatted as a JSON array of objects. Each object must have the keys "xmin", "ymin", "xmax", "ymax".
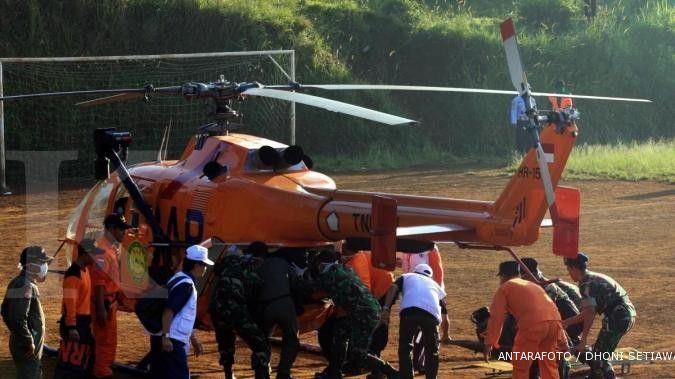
[
  {"xmin": 83, "ymin": 180, "xmax": 115, "ymax": 239},
  {"xmin": 63, "ymin": 180, "xmax": 113, "ymax": 265}
]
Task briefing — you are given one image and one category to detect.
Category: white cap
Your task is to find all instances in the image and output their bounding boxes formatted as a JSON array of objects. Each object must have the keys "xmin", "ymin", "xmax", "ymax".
[
  {"xmin": 414, "ymin": 263, "xmax": 433, "ymax": 277},
  {"xmin": 186, "ymin": 245, "xmax": 214, "ymax": 266}
]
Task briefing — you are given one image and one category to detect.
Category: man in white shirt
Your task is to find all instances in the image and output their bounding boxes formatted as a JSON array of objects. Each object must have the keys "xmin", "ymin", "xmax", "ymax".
[
  {"xmin": 151, "ymin": 245, "xmax": 213, "ymax": 379},
  {"xmin": 381, "ymin": 264, "xmax": 447, "ymax": 379},
  {"xmin": 397, "ymin": 245, "xmax": 450, "ymax": 343}
]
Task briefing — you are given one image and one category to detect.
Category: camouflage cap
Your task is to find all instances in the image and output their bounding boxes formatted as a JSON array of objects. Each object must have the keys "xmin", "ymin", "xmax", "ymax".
[
  {"xmin": 19, "ymin": 246, "xmax": 53, "ymax": 265},
  {"xmin": 497, "ymin": 261, "xmax": 520, "ymax": 277},
  {"xmin": 564, "ymin": 252, "xmax": 589, "ymax": 269},
  {"xmin": 521, "ymin": 257, "xmax": 539, "ymax": 274}
]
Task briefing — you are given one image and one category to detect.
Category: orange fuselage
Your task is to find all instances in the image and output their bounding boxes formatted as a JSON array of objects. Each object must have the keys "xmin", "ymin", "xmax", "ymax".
[{"xmin": 65, "ymin": 121, "xmax": 578, "ymax": 330}]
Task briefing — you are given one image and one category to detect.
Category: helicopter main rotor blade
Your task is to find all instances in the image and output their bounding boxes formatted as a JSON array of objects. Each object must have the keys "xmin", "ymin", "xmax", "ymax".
[
  {"xmin": 0, "ymin": 88, "xmax": 148, "ymax": 102},
  {"xmin": 76, "ymin": 86, "xmax": 185, "ymax": 108},
  {"xmin": 271, "ymin": 84, "xmax": 518, "ymax": 96},
  {"xmin": 269, "ymin": 84, "xmax": 651, "ymax": 103},
  {"xmin": 76, "ymin": 92, "xmax": 145, "ymax": 108},
  {"xmin": 530, "ymin": 91, "xmax": 651, "ymax": 103},
  {"xmin": 501, "ymin": 17, "xmax": 527, "ymax": 93},
  {"xmin": 242, "ymin": 87, "xmax": 416, "ymax": 126}
]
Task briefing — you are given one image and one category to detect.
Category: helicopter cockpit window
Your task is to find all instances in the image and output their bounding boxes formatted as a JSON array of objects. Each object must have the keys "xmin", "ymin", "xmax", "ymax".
[
  {"xmin": 83, "ymin": 180, "xmax": 115, "ymax": 240},
  {"xmin": 112, "ymin": 186, "xmax": 130, "ymax": 222},
  {"xmin": 244, "ymin": 148, "xmax": 307, "ymax": 172}
]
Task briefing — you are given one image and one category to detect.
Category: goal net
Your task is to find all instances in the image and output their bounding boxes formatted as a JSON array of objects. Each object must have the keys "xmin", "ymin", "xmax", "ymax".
[{"xmin": 0, "ymin": 50, "xmax": 294, "ymax": 183}]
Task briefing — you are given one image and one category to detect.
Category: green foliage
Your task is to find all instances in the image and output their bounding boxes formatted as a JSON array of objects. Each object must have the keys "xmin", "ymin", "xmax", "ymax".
[
  {"xmin": 508, "ymin": 139, "xmax": 675, "ymax": 183},
  {"xmin": 0, "ymin": 0, "xmax": 672, "ymax": 181},
  {"xmin": 516, "ymin": 0, "xmax": 581, "ymax": 32}
]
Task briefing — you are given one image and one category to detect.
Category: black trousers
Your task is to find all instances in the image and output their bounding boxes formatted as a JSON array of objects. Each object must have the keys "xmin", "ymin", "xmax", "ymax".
[
  {"xmin": 149, "ymin": 336, "xmax": 189, "ymax": 379},
  {"xmin": 262, "ymin": 296, "xmax": 299, "ymax": 376},
  {"xmin": 398, "ymin": 308, "xmax": 439, "ymax": 379}
]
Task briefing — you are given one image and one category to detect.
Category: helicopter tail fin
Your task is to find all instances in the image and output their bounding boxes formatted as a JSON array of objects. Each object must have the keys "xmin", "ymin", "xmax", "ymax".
[{"xmin": 492, "ymin": 122, "xmax": 577, "ymax": 245}]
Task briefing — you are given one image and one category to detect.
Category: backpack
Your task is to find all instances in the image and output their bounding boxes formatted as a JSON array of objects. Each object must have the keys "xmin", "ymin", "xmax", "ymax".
[{"xmin": 135, "ymin": 275, "xmax": 190, "ymax": 334}]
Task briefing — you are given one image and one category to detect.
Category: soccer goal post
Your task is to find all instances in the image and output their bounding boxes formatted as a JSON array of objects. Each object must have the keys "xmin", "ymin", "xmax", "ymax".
[{"xmin": 0, "ymin": 50, "xmax": 296, "ymax": 192}]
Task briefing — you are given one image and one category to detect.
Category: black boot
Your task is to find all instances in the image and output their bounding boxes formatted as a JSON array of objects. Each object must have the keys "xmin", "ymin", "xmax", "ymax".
[
  {"xmin": 380, "ymin": 362, "xmax": 399, "ymax": 379},
  {"xmin": 224, "ymin": 366, "xmax": 237, "ymax": 379},
  {"xmin": 315, "ymin": 368, "xmax": 343, "ymax": 379},
  {"xmin": 254, "ymin": 367, "xmax": 271, "ymax": 379}
]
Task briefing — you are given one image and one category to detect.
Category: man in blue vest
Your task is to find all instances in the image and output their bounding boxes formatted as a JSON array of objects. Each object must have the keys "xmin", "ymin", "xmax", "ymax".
[
  {"xmin": 510, "ymin": 92, "xmax": 536, "ymax": 153},
  {"xmin": 151, "ymin": 245, "xmax": 213, "ymax": 379}
]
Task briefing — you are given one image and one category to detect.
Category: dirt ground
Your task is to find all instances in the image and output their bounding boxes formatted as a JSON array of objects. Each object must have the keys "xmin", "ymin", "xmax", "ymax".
[{"xmin": 1, "ymin": 167, "xmax": 674, "ymax": 378}]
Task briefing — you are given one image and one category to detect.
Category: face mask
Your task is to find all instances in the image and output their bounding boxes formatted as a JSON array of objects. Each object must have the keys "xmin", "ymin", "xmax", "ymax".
[
  {"xmin": 37, "ymin": 263, "xmax": 48, "ymax": 279},
  {"xmin": 28, "ymin": 263, "xmax": 48, "ymax": 279}
]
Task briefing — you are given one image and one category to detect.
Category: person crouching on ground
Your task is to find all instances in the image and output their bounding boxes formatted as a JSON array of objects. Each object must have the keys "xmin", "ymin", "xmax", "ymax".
[
  {"xmin": 484, "ymin": 261, "xmax": 567, "ymax": 379},
  {"xmin": 381, "ymin": 263, "xmax": 446, "ymax": 379},
  {"xmin": 562, "ymin": 252, "xmax": 636, "ymax": 379}
]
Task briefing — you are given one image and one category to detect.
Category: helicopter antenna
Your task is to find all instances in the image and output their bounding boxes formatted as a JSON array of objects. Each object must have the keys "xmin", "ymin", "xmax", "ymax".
[
  {"xmin": 164, "ymin": 118, "xmax": 171, "ymax": 161},
  {"xmin": 157, "ymin": 119, "xmax": 171, "ymax": 162}
]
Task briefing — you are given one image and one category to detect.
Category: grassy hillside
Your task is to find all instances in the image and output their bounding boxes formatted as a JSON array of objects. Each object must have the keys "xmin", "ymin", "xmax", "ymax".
[{"xmin": 0, "ymin": 0, "xmax": 672, "ymax": 179}]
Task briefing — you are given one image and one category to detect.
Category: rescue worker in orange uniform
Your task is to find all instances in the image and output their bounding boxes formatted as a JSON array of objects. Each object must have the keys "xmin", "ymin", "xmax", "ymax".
[
  {"xmin": 484, "ymin": 261, "xmax": 567, "ymax": 379},
  {"xmin": 340, "ymin": 241, "xmax": 371, "ymax": 290},
  {"xmin": 54, "ymin": 239, "xmax": 104, "ymax": 379},
  {"xmin": 90, "ymin": 214, "xmax": 130, "ymax": 378},
  {"xmin": 548, "ymin": 80, "xmax": 573, "ymax": 111}
]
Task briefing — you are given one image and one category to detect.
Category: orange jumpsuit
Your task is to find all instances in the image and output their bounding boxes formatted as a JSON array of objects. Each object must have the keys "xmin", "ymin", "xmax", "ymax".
[
  {"xmin": 343, "ymin": 251, "xmax": 372, "ymax": 291},
  {"xmin": 399, "ymin": 246, "xmax": 445, "ymax": 288},
  {"xmin": 58, "ymin": 262, "xmax": 94, "ymax": 373},
  {"xmin": 486, "ymin": 278, "xmax": 566, "ymax": 379},
  {"xmin": 548, "ymin": 95, "xmax": 573, "ymax": 111},
  {"xmin": 90, "ymin": 236, "xmax": 120, "ymax": 378},
  {"xmin": 363, "ymin": 251, "xmax": 394, "ymax": 299},
  {"xmin": 62, "ymin": 264, "xmax": 92, "ymax": 327}
]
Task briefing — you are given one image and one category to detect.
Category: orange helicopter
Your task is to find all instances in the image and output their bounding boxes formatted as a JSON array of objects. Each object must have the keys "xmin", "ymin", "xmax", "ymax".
[{"xmin": 0, "ymin": 18, "xmax": 650, "ymax": 335}]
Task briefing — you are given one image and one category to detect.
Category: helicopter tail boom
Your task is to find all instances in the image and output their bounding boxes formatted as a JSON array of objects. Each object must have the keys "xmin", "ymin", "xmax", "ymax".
[{"xmin": 492, "ymin": 121, "xmax": 578, "ymax": 245}]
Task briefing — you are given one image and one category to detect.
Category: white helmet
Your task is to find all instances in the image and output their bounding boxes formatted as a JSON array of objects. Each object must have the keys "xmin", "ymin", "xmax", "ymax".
[{"xmin": 414, "ymin": 263, "xmax": 433, "ymax": 278}]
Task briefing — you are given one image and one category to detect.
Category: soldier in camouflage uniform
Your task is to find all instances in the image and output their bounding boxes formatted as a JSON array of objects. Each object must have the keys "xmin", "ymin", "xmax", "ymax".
[
  {"xmin": 555, "ymin": 280, "xmax": 582, "ymax": 310},
  {"xmin": 522, "ymin": 258, "xmax": 582, "ymax": 345},
  {"xmin": 562, "ymin": 253, "xmax": 636, "ymax": 379},
  {"xmin": 2, "ymin": 246, "xmax": 52, "ymax": 379},
  {"xmin": 209, "ymin": 247, "xmax": 271, "ymax": 379},
  {"xmin": 310, "ymin": 250, "xmax": 398, "ymax": 379}
]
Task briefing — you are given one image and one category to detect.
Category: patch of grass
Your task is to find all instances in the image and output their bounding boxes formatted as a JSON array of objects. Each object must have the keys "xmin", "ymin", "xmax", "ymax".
[
  {"xmin": 312, "ymin": 141, "xmax": 480, "ymax": 172},
  {"xmin": 313, "ymin": 139, "xmax": 511, "ymax": 173},
  {"xmin": 508, "ymin": 139, "xmax": 675, "ymax": 183}
]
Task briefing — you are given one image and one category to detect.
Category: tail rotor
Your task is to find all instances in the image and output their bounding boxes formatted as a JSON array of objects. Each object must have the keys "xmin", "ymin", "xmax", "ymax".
[{"xmin": 500, "ymin": 17, "xmax": 559, "ymax": 224}]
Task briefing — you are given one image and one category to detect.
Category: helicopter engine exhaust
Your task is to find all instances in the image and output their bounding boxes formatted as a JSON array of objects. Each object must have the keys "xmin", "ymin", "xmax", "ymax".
[
  {"xmin": 253, "ymin": 145, "xmax": 307, "ymax": 170},
  {"xmin": 253, "ymin": 145, "xmax": 281, "ymax": 169},
  {"xmin": 282, "ymin": 145, "xmax": 304, "ymax": 166}
]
